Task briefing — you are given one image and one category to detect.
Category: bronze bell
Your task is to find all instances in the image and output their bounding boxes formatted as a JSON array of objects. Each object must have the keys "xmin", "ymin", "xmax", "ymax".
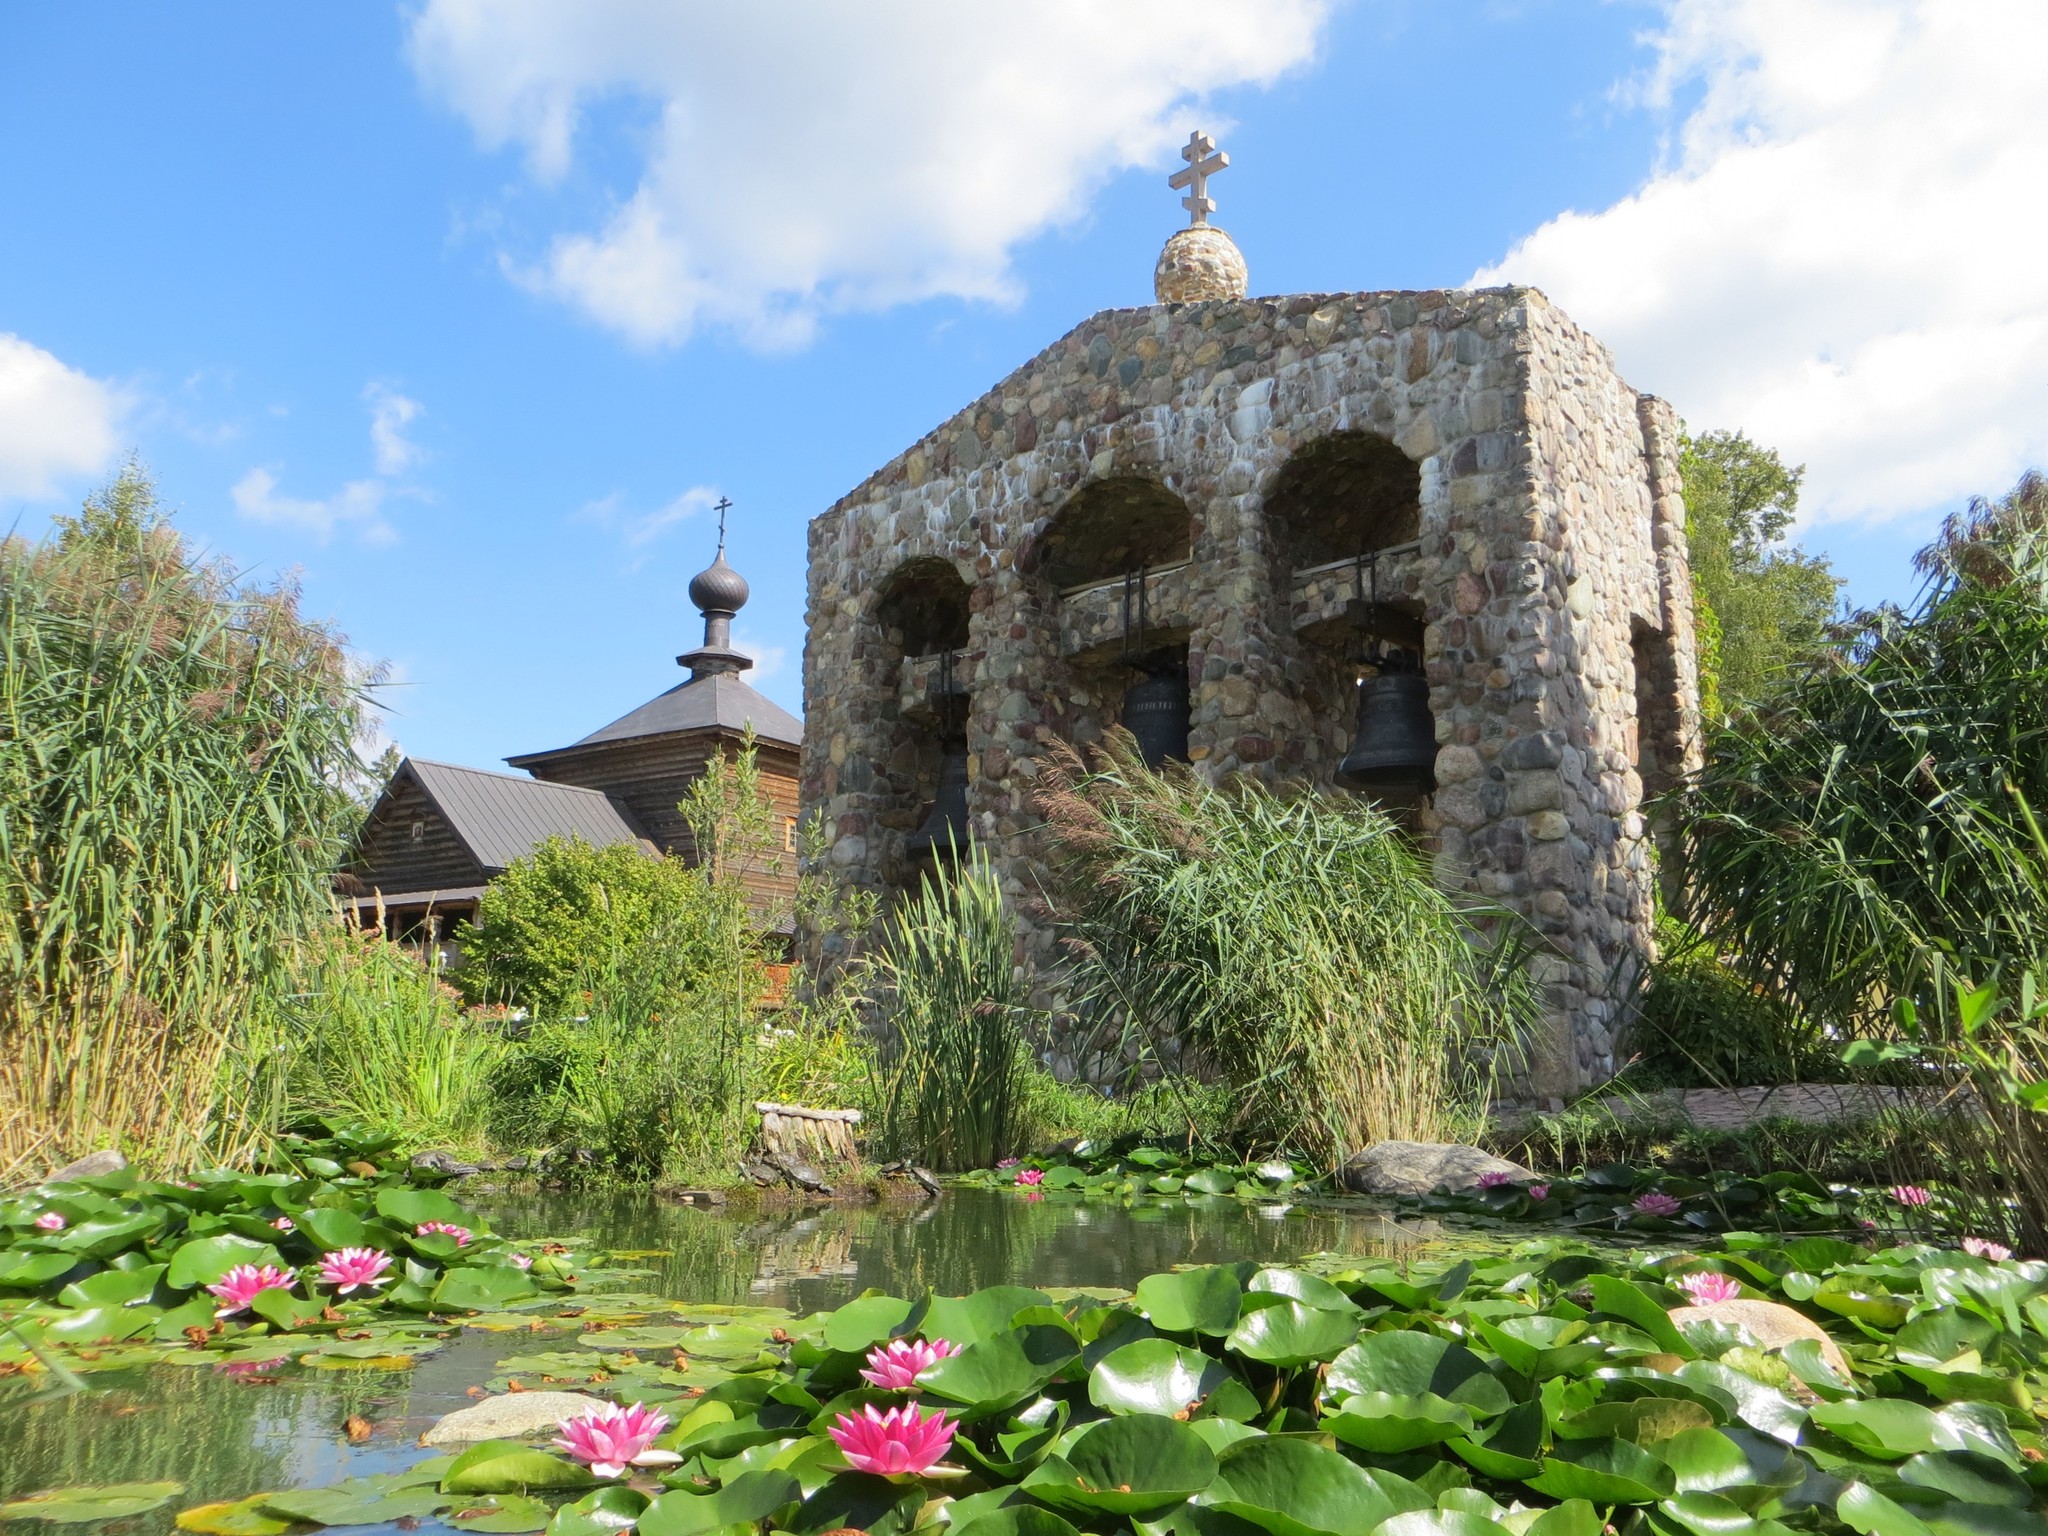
[
  {"xmin": 904, "ymin": 737, "xmax": 971, "ymax": 860},
  {"xmin": 1122, "ymin": 656, "xmax": 1189, "ymax": 768},
  {"xmin": 1336, "ymin": 650, "xmax": 1436, "ymax": 794}
]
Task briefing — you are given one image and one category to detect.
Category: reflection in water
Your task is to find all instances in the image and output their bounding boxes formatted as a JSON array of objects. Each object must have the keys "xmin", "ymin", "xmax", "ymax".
[{"xmin": 0, "ymin": 1187, "xmax": 1453, "ymax": 1526}]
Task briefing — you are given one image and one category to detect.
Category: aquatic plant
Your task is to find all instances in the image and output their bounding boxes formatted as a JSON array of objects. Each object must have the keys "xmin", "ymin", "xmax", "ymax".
[
  {"xmin": 317, "ymin": 1248, "xmax": 393, "ymax": 1294},
  {"xmin": 553, "ymin": 1402, "xmax": 671, "ymax": 1479},
  {"xmin": 859, "ymin": 1336, "xmax": 960, "ymax": 1390},
  {"xmin": 827, "ymin": 1402, "xmax": 956, "ymax": 1475},
  {"xmin": 415, "ymin": 1220, "xmax": 470, "ymax": 1245},
  {"xmin": 1036, "ymin": 733, "xmax": 1536, "ymax": 1167},
  {"xmin": 1674, "ymin": 1271, "xmax": 1742, "ymax": 1304},
  {"xmin": 205, "ymin": 1264, "xmax": 295, "ymax": 1317}
]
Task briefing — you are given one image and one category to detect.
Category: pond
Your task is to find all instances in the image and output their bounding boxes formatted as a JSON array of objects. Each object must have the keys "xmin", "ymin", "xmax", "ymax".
[{"xmin": 0, "ymin": 1187, "xmax": 1498, "ymax": 1532}]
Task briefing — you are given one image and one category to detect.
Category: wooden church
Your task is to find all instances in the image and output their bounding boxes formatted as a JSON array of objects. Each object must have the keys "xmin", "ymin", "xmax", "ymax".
[{"xmin": 341, "ymin": 538, "xmax": 802, "ymax": 951}]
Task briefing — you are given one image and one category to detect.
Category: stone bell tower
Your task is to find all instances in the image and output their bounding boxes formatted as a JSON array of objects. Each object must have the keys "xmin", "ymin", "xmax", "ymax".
[{"xmin": 801, "ymin": 131, "xmax": 1702, "ymax": 1097}]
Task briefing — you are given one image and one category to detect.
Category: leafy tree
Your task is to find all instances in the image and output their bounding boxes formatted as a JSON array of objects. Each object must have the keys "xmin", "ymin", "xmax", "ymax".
[
  {"xmin": 455, "ymin": 838, "xmax": 725, "ymax": 1013},
  {"xmin": 1680, "ymin": 430, "xmax": 1840, "ymax": 718}
]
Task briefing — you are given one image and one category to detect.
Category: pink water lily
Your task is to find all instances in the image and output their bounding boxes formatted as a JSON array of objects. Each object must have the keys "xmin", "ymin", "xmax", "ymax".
[
  {"xmin": 511, "ymin": 1252, "xmax": 533, "ymax": 1270},
  {"xmin": 1475, "ymin": 1171, "xmax": 1512, "ymax": 1190},
  {"xmin": 1676, "ymin": 1271, "xmax": 1742, "ymax": 1305},
  {"xmin": 1891, "ymin": 1185, "xmax": 1933, "ymax": 1207},
  {"xmin": 1527, "ymin": 1184, "xmax": 1550, "ymax": 1202},
  {"xmin": 1632, "ymin": 1191, "xmax": 1683, "ymax": 1218},
  {"xmin": 1014, "ymin": 1168, "xmax": 1044, "ymax": 1187},
  {"xmin": 270, "ymin": 1216, "xmax": 295, "ymax": 1232},
  {"xmin": 415, "ymin": 1220, "xmax": 471, "ymax": 1246},
  {"xmin": 206, "ymin": 1263, "xmax": 295, "ymax": 1318},
  {"xmin": 829, "ymin": 1402, "xmax": 956, "ymax": 1475},
  {"xmin": 318, "ymin": 1246, "xmax": 393, "ymax": 1294},
  {"xmin": 1963, "ymin": 1236, "xmax": 2014, "ymax": 1260},
  {"xmin": 33, "ymin": 1211, "xmax": 65, "ymax": 1231},
  {"xmin": 861, "ymin": 1336, "xmax": 962, "ymax": 1390},
  {"xmin": 996, "ymin": 1158, "xmax": 1019, "ymax": 1169},
  {"xmin": 554, "ymin": 1401, "xmax": 671, "ymax": 1479}
]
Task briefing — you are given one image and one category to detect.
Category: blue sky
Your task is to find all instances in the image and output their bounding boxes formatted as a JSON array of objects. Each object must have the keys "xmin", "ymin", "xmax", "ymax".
[{"xmin": 3, "ymin": 1, "xmax": 2041, "ymax": 769}]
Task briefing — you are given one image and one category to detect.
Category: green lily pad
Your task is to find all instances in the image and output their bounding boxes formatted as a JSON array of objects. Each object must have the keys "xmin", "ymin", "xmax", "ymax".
[
  {"xmin": 373, "ymin": 1187, "xmax": 472, "ymax": 1230},
  {"xmin": 1323, "ymin": 1391, "xmax": 1474, "ymax": 1453},
  {"xmin": 1324, "ymin": 1331, "xmax": 1512, "ymax": 1417},
  {"xmin": 174, "ymin": 1495, "xmax": 295, "ymax": 1536},
  {"xmin": 1375, "ymin": 1512, "xmax": 1498, "ymax": 1536},
  {"xmin": 164, "ymin": 1235, "xmax": 283, "ymax": 1289},
  {"xmin": 1199, "ymin": 1435, "xmax": 1428, "ymax": 1536},
  {"xmin": 435, "ymin": 1266, "xmax": 538, "ymax": 1313},
  {"xmin": 1526, "ymin": 1438, "xmax": 1676, "ymax": 1505},
  {"xmin": 1089, "ymin": 1338, "xmax": 1236, "ymax": 1417},
  {"xmin": 822, "ymin": 1294, "xmax": 914, "ymax": 1353},
  {"xmin": 1245, "ymin": 1270, "xmax": 1356, "ymax": 1314},
  {"xmin": 1134, "ymin": 1267, "xmax": 1244, "ymax": 1337},
  {"xmin": 444, "ymin": 1495, "xmax": 555, "ymax": 1532},
  {"xmin": 917, "ymin": 1324, "xmax": 1078, "ymax": 1417},
  {"xmin": 0, "ymin": 1251, "xmax": 78, "ymax": 1288},
  {"xmin": 57, "ymin": 1264, "xmax": 165, "ymax": 1309},
  {"xmin": 951, "ymin": 1508, "xmax": 1083, "ymax": 1536},
  {"xmin": 1839, "ymin": 1483, "xmax": 1937, "ymax": 1536},
  {"xmin": 0, "ymin": 1484, "xmax": 185, "ymax": 1524},
  {"xmin": 1226, "ymin": 1299, "xmax": 1356, "ymax": 1367},
  {"xmin": 924, "ymin": 1287, "xmax": 1055, "ymax": 1347},
  {"xmin": 441, "ymin": 1441, "xmax": 598, "ymax": 1495},
  {"xmin": 1023, "ymin": 1415, "xmax": 1217, "ymax": 1518},
  {"xmin": 262, "ymin": 1477, "xmax": 449, "ymax": 1527},
  {"xmin": 1811, "ymin": 1400, "xmax": 1946, "ymax": 1460},
  {"xmin": 786, "ymin": 1474, "xmax": 924, "ymax": 1536},
  {"xmin": 543, "ymin": 1486, "xmax": 649, "ymax": 1536},
  {"xmin": 638, "ymin": 1471, "xmax": 800, "ymax": 1536}
]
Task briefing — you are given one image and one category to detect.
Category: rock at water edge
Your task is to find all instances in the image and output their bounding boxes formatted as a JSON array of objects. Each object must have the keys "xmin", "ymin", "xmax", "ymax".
[
  {"xmin": 1341, "ymin": 1141, "xmax": 1536, "ymax": 1197},
  {"xmin": 423, "ymin": 1391, "xmax": 610, "ymax": 1447}
]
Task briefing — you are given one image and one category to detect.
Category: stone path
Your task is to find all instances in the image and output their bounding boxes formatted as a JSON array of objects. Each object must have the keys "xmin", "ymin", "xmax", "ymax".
[{"xmin": 1606, "ymin": 1084, "xmax": 1963, "ymax": 1129}]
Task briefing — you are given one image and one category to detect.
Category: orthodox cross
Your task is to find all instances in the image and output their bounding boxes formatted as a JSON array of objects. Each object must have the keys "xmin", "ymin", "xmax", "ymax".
[
  {"xmin": 713, "ymin": 495, "xmax": 732, "ymax": 551},
  {"xmin": 1168, "ymin": 130, "xmax": 1228, "ymax": 227}
]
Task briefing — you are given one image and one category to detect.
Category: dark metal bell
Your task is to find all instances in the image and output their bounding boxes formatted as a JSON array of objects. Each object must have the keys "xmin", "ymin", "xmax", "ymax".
[
  {"xmin": 1337, "ymin": 651, "xmax": 1437, "ymax": 793},
  {"xmin": 904, "ymin": 738, "xmax": 971, "ymax": 859},
  {"xmin": 1122, "ymin": 659, "xmax": 1189, "ymax": 768}
]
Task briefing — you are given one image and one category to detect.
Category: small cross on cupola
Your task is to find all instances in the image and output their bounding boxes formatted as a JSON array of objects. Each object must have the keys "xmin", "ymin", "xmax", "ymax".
[
  {"xmin": 678, "ymin": 498, "xmax": 754, "ymax": 681},
  {"xmin": 1168, "ymin": 130, "xmax": 1229, "ymax": 227}
]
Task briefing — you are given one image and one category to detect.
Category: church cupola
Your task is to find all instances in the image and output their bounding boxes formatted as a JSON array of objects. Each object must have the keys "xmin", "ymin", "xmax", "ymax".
[{"xmin": 677, "ymin": 497, "xmax": 754, "ymax": 681}]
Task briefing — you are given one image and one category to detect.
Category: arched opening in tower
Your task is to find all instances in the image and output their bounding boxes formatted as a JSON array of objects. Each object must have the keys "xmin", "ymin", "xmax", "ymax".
[{"xmin": 874, "ymin": 558, "xmax": 975, "ymax": 881}]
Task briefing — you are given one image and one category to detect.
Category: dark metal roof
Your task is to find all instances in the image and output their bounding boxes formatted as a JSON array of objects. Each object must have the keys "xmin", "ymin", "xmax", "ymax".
[
  {"xmin": 507, "ymin": 673, "xmax": 802, "ymax": 767},
  {"xmin": 404, "ymin": 759, "xmax": 648, "ymax": 871}
]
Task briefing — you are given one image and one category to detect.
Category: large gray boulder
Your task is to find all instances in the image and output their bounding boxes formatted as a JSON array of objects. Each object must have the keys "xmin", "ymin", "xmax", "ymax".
[
  {"xmin": 422, "ymin": 1391, "xmax": 609, "ymax": 1447},
  {"xmin": 1667, "ymin": 1300, "xmax": 1854, "ymax": 1378},
  {"xmin": 1341, "ymin": 1141, "xmax": 1535, "ymax": 1197},
  {"xmin": 46, "ymin": 1150, "xmax": 127, "ymax": 1183}
]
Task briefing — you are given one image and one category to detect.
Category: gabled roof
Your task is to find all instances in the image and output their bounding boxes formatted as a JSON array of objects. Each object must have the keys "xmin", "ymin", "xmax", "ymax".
[
  {"xmin": 402, "ymin": 758, "xmax": 647, "ymax": 871},
  {"xmin": 507, "ymin": 673, "xmax": 802, "ymax": 768}
]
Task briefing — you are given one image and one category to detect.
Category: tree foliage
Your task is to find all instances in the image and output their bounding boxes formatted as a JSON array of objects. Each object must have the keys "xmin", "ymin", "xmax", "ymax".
[{"xmin": 1681, "ymin": 429, "xmax": 1840, "ymax": 719}]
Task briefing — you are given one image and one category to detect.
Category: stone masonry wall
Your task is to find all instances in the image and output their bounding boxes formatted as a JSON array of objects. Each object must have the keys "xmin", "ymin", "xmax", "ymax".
[{"xmin": 802, "ymin": 286, "xmax": 1698, "ymax": 1096}]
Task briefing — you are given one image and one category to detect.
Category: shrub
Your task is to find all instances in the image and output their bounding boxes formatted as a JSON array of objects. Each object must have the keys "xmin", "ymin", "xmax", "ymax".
[
  {"xmin": 277, "ymin": 926, "xmax": 506, "ymax": 1157},
  {"xmin": 1620, "ymin": 917, "xmax": 1834, "ymax": 1088},
  {"xmin": 866, "ymin": 843, "xmax": 1033, "ymax": 1171},
  {"xmin": 455, "ymin": 838, "xmax": 724, "ymax": 1014},
  {"xmin": 0, "ymin": 467, "xmax": 371, "ymax": 1176},
  {"xmin": 1036, "ymin": 735, "xmax": 1535, "ymax": 1169}
]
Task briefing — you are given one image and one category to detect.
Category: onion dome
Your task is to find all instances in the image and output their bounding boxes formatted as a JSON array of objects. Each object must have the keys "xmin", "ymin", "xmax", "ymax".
[{"xmin": 689, "ymin": 549, "xmax": 750, "ymax": 616}]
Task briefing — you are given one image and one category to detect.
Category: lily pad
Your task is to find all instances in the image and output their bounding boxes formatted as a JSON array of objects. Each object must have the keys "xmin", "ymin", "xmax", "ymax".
[
  {"xmin": 1324, "ymin": 1331, "xmax": 1512, "ymax": 1417},
  {"xmin": 1226, "ymin": 1299, "xmax": 1356, "ymax": 1366},
  {"xmin": 0, "ymin": 1484, "xmax": 185, "ymax": 1524},
  {"xmin": 638, "ymin": 1471, "xmax": 800, "ymax": 1536},
  {"xmin": 917, "ymin": 1324, "xmax": 1079, "ymax": 1417},
  {"xmin": 174, "ymin": 1495, "xmax": 294, "ymax": 1536},
  {"xmin": 1199, "ymin": 1435, "xmax": 1428, "ymax": 1536},
  {"xmin": 1323, "ymin": 1391, "xmax": 1474, "ymax": 1453},
  {"xmin": 1089, "ymin": 1338, "xmax": 1237, "ymax": 1418},
  {"xmin": 543, "ymin": 1486, "xmax": 649, "ymax": 1536},
  {"xmin": 444, "ymin": 1496, "xmax": 555, "ymax": 1533},
  {"xmin": 1526, "ymin": 1438, "xmax": 1676, "ymax": 1505},
  {"xmin": 164, "ymin": 1235, "xmax": 283, "ymax": 1289},
  {"xmin": 1023, "ymin": 1415, "xmax": 1217, "ymax": 1519},
  {"xmin": 1134, "ymin": 1268, "xmax": 1244, "ymax": 1337},
  {"xmin": 441, "ymin": 1441, "xmax": 598, "ymax": 1495}
]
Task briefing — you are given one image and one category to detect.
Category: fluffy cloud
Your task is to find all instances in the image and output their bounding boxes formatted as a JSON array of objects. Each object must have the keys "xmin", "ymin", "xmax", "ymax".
[
  {"xmin": 578, "ymin": 484, "xmax": 721, "ymax": 551},
  {"xmin": 0, "ymin": 334, "xmax": 123, "ymax": 500},
  {"xmin": 231, "ymin": 468, "xmax": 395, "ymax": 546},
  {"xmin": 366, "ymin": 384, "xmax": 424, "ymax": 475},
  {"xmin": 1476, "ymin": 0, "xmax": 2048, "ymax": 525},
  {"xmin": 407, "ymin": 0, "xmax": 1329, "ymax": 347}
]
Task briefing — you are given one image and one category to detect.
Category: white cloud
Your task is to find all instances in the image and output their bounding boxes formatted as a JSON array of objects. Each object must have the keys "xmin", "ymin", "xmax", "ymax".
[
  {"xmin": 0, "ymin": 334, "xmax": 123, "ymax": 499},
  {"xmin": 1476, "ymin": 0, "xmax": 2048, "ymax": 525},
  {"xmin": 733, "ymin": 629, "xmax": 785, "ymax": 684},
  {"xmin": 232, "ymin": 468, "xmax": 395, "ymax": 546},
  {"xmin": 579, "ymin": 483, "xmax": 721, "ymax": 550},
  {"xmin": 366, "ymin": 383, "xmax": 424, "ymax": 475},
  {"xmin": 407, "ymin": 0, "xmax": 1330, "ymax": 348}
]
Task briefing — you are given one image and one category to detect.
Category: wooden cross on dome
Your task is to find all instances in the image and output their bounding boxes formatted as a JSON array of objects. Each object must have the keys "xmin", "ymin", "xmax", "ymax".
[{"xmin": 1168, "ymin": 130, "xmax": 1228, "ymax": 227}]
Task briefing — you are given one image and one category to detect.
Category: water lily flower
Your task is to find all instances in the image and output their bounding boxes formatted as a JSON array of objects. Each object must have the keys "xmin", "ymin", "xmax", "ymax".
[
  {"xmin": 415, "ymin": 1220, "xmax": 471, "ymax": 1246},
  {"xmin": 270, "ymin": 1216, "xmax": 295, "ymax": 1232},
  {"xmin": 996, "ymin": 1158, "xmax": 1019, "ymax": 1169},
  {"xmin": 1527, "ymin": 1184, "xmax": 1550, "ymax": 1201},
  {"xmin": 1676, "ymin": 1271, "xmax": 1741, "ymax": 1305},
  {"xmin": 319, "ymin": 1247, "xmax": 393, "ymax": 1294},
  {"xmin": 511, "ymin": 1252, "xmax": 533, "ymax": 1270},
  {"xmin": 861, "ymin": 1336, "xmax": 961, "ymax": 1390},
  {"xmin": 1890, "ymin": 1185, "xmax": 1933, "ymax": 1207},
  {"xmin": 1963, "ymin": 1236, "xmax": 2013, "ymax": 1260},
  {"xmin": 1475, "ymin": 1171, "xmax": 1511, "ymax": 1190},
  {"xmin": 1632, "ymin": 1191, "xmax": 1683, "ymax": 1218},
  {"xmin": 553, "ymin": 1402, "xmax": 672, "ymax": 1479},
  {"xmin": 33, "ymin": 1211, "xmax": 65, "ymax": 1231},
  {"xmin": 828, "ymin": 1402, "xmax": 956, "ymax": 1475},
  {"xmin": 1015, "ymin": 1168, "xmax": 1044, "ymax": 1187},
  {"xmin": 206, "ymin": 1263, "xmax": 296, "ymax": 1318}
]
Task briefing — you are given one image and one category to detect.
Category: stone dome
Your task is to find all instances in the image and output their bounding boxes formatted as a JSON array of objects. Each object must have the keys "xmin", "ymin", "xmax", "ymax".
[
  {"xmin": 688, "ymin": 550, "xmax": 750, "ymax": 615},
  {"xmin": 1154, "ymin": 226, "xmax": 1248, "ymax": 304}
]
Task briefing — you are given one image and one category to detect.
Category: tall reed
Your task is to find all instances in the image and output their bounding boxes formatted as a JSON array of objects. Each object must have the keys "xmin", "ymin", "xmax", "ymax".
[
  {"xmin": 1037, "ymin": 734, "xmax": 1534, "ymax": 1169},
  {"xmin": 0, "ymin": 469, "xmax": 371, "ymax": 1177},
  {"xmin": 867, "ymin": 841, "xmax": 1033, "ymax": 1171}
]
